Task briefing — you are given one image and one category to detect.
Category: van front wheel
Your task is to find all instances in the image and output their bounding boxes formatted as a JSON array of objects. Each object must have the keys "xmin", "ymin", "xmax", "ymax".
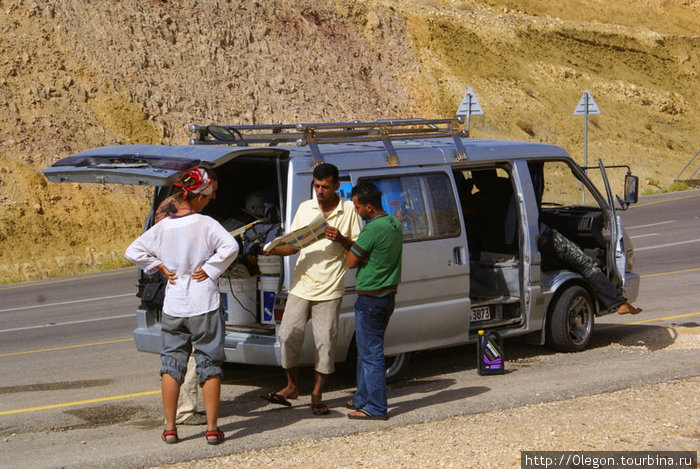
[{"xmin": 547, "ymin": 285, "xmax": 594, "ymax": 352}]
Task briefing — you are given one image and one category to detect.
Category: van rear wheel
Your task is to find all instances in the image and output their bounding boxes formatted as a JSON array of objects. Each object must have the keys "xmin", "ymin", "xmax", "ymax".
[
  {"xmin": 547, "ymin": 285, "xmax": 594, "ymax": 352},
  {"xmin": 385, "ymin": 352, "xmax": 411, "ymax": 383}
]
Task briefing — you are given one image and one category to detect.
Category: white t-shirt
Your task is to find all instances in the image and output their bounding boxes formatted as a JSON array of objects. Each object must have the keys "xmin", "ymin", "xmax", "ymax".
[{"xmin": 126, "ymin": 213, "xmax": 239, "ymax": 317}]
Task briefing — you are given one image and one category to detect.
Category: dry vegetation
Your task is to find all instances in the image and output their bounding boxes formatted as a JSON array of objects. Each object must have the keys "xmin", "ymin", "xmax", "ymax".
[{"xmin": 0, "ymin": 0, "xmax": 698, "ymax": 282}]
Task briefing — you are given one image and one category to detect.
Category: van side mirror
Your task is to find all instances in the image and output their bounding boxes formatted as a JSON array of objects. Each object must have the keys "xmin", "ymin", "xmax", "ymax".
[{"xmin": 616, "ymin": 174, "xmax": 638, "ymax": 210}]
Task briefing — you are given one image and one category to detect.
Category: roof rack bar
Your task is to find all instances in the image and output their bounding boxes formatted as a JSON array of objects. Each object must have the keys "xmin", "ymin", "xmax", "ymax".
[
  {"xmin": 298, "ymin": 131, "xmax": 454, "ymax": 145},
  {"xmin": 188, "ymin": 117, "xmax": 468, "ymax": 164},
  {"xmin": 380, "ymin": 126, "xmax": 399, "ymax": 166},
  {"xmin": 452, "ymin": 132, "xmax": 467, "ymax": 161},
  {"xmin": 308, "ymin": 141, "xmax": 325, "ymax": 166},
  {"xmin": 295, "ymin": 117, "xmax": 458, "ymax": 130}
]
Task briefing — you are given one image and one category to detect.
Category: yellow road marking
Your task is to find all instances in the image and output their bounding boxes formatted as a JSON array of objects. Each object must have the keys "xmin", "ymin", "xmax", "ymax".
[
  {"xmin": 641, "ymin": 267, "xmax": 700, "ymax": 278},
  {"xmin": 596, "ymin": 311, "xmax": 700, "ymax": 330},
  {"xmin": 0, "ymin": 338, "xmax": 133, "ymax": 357},
  {"xmin": 633, "ymin": 193, "xmax": 699, "ymax": 208},
  {"xmin": 0, "ymin": 391, "xmax": 160, "ymax": 415},
  {"xmin": 0, "ymin": 373, "xmax": 280, "ymax": 416}
]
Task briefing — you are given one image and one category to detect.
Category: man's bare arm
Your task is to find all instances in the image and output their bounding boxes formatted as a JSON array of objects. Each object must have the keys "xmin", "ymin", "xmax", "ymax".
[{"xmin": 264, "ymin": 245, "xmax": 299, "ymax": 257}]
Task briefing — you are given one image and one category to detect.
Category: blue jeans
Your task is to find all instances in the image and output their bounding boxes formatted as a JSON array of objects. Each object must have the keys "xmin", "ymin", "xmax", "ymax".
[{"xmin": 352, "ymin": 294, "xmax": 395, "ymax": 417}]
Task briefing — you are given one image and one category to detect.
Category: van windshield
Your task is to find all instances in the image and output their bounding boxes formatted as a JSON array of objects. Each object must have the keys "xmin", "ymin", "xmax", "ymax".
[{"xmin": 530, "ymin": 160, "xmax": 601, "ymax": 209}]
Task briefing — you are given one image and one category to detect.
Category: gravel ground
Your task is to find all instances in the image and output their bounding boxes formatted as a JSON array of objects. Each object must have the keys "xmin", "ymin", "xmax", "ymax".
[
  {"xmin": 153, "ymin": 377, "xmax": 699, "ymax": 469},
  {"xmin": 152, "ymin": 327, "xmax": 699, "ymax": 469}
]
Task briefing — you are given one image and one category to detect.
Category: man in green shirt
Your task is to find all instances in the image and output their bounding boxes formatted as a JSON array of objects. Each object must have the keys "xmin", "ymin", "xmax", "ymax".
[{"xmin": 346, "ymin": 181, "xmax": 403, "ymax": 420}]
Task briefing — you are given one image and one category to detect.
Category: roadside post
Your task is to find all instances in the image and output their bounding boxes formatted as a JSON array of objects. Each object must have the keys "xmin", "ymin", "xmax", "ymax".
[
  {"xmin": 456, "ymin": 86, "xmax": 483, "ymax": 137},
  {"xmin": 574, "ymin": 90, "xmax": 601, "ymax": 203}
]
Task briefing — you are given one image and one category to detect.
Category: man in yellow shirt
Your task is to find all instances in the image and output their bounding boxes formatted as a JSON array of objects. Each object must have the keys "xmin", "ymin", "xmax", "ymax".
[{"xmin": 262, "ymin": 163, "xmax": 362, "ymax": 415}]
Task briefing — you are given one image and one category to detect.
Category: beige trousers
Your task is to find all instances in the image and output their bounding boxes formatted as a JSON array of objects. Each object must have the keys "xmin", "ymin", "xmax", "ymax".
[{"xmin": 278, "ymin": 294, "xmax": 342, "ymax": 375}]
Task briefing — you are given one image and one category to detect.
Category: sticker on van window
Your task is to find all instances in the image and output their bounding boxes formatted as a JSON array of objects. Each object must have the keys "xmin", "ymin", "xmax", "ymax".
[{"xmin": 338, "ymin": 182, "xmax": 353, "ymax": 200}]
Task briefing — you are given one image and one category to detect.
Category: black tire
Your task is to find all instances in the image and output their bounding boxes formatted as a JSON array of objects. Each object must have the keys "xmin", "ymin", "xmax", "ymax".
[
  {"xmin": 385, "ymin": 352, "xmax": 411, "ymax": 383},
  {"xmin": 546, "ymin": 285, "xmax": 594, "ymax": 352},
  {"xmin": 340, "ymin": 340, "xmax": 412, "ymax": 383}
]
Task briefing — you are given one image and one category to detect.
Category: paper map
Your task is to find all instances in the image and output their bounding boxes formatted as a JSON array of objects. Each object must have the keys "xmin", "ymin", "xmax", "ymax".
[{"xmin": 263, "ymin": 213, "xmax": 328, "ymax": 252}]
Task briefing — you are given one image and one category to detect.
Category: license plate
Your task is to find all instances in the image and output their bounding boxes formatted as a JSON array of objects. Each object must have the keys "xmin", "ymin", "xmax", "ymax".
[{"xmin": 471, "ymin": 305, "xmax": 491, "ymax": 322}]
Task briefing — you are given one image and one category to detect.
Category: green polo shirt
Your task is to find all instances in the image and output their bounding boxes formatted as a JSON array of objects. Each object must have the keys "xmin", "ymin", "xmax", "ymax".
[{"xmin": 352, "ymin": 213, "xmax": 403, "ymax": 295}]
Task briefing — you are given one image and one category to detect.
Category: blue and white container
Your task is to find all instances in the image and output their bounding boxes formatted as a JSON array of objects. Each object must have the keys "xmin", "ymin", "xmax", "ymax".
[
  {"xmin": 258, "ymin": 275, "xmax": 280, "ymax": 324},
  {"xmin": 257, "ymin": 256, "xmax": 281, "ymax": 324}
]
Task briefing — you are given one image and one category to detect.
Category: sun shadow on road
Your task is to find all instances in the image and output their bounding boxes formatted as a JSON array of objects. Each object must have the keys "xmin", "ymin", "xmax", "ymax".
[
  {"xmin": 387, "ymin": 385, "xmax": 490, "ymax": 418},
  {"xmin": 216, "ymin": 376, "xmax": 489, "ymax": 440}
]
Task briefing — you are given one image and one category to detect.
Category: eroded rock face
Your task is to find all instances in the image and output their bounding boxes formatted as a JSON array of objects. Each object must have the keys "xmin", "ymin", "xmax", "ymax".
[{"xmin": 0, "ymin": 0, "xmax": 698, "ymax": 281}]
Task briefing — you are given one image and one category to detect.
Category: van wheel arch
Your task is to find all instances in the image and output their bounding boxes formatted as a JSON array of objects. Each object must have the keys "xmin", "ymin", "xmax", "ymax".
[{"xmin": 546, "ymin": 282, "xmax": 595, "ymax": 352}]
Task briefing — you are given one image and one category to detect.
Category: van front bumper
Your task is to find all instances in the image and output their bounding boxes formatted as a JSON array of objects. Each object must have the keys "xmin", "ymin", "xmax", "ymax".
[{"xmin": 624, "ymin": 271, "xmax": 640, "ymax": 303}]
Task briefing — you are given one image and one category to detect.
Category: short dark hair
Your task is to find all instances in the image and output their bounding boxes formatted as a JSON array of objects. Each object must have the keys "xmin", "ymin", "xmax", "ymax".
[
  {"xmin": 313, "ymin": 163, "xmax": 339, "ymax": 184},
  {"xmin": 351, "ymin": 181, "xmax": 383, "ymax": 208}
]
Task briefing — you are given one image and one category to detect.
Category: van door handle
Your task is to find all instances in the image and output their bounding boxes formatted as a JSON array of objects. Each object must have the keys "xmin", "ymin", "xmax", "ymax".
[{"xmin": 453, "ymin": 246, "xmax": 466, "ymax": 266}]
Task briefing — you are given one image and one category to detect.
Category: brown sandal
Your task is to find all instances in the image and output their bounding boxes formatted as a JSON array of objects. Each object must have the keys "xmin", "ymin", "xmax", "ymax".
[{"xmin": 311, "ymin": 403, "xmax": 330, "ymax": 416}]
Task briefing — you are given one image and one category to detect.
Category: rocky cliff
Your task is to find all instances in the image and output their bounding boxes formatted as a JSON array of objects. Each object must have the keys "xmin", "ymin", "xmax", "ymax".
[{"xmin": 0, "ymin": 0, "xmax": 698, "ymax": 282}]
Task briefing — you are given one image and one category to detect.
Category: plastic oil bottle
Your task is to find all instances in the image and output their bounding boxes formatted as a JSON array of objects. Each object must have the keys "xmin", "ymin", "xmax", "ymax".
[{"xmin": 477, "ymin": 330, "xmax": 505, "ymax": 375}]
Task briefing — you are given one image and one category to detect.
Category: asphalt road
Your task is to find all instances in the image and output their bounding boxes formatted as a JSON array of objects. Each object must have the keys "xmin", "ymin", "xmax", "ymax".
[{"xmin": 0, "ymin": 189, "xmax": 698, "ymax": 468}]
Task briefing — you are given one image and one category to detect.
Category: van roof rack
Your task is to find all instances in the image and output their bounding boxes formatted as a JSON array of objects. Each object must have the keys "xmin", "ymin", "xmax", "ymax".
[{"xmin": 188, "ymin": 117, "xmax": 468, "ymax": 165}]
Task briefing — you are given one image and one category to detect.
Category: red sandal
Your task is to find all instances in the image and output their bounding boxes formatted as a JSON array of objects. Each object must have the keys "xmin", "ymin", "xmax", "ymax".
[
  {"xmin": 161, "ymin": 428, "xmax": 179, "ymax": 444},
  {"xmin": 205, "ymin": 428, "xmax": 224, "ymax": 445}
]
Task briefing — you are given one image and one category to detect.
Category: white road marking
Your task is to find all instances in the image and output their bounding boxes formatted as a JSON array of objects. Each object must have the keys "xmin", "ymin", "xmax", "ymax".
[
  {"xmin": 626, "ymin": 220, "xmax": 675, "ymax": 229},
  {"xmin": 630, "ymin": 233, "xmax": 659, "ymax": 239},
  {"xmin": 0, "ymin": 313, "xmax": 134, "ymax": 333},
  {"xmin": 0, "ymin": 293, "xmax": 134, "ymax": 314},
  {"xmin": 634, "ymin": 239, "xmax": 700, "ymax": 251}
]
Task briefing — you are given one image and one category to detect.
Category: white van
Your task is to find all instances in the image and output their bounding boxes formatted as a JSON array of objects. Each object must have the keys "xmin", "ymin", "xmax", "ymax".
[{"xmin": 43, "ymin": 117, "xmax": 639, "ymax": 379}]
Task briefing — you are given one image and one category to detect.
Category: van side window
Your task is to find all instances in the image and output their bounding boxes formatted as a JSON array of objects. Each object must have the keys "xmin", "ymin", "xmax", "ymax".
[{"xmin": 364, "ymin": 173, "xmax": 461, "ymax": 242}]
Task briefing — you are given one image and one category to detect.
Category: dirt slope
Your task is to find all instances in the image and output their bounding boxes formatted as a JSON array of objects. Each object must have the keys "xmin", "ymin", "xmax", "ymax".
[{"xmin": 0, "ymin": 0, "xmax": 698, "ymax": 282}]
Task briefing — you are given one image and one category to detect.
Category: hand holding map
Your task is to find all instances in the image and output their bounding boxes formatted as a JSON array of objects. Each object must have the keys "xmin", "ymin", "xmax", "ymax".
[{"xmin": 263, "ymin": 213, "xmax": 328, "ymax": 252}]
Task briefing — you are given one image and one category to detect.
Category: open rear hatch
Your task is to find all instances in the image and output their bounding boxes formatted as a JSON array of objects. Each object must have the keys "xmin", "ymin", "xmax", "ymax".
[{"xmin": 42, "ymin": 144, "xmax": 250, "ymax": 186}]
